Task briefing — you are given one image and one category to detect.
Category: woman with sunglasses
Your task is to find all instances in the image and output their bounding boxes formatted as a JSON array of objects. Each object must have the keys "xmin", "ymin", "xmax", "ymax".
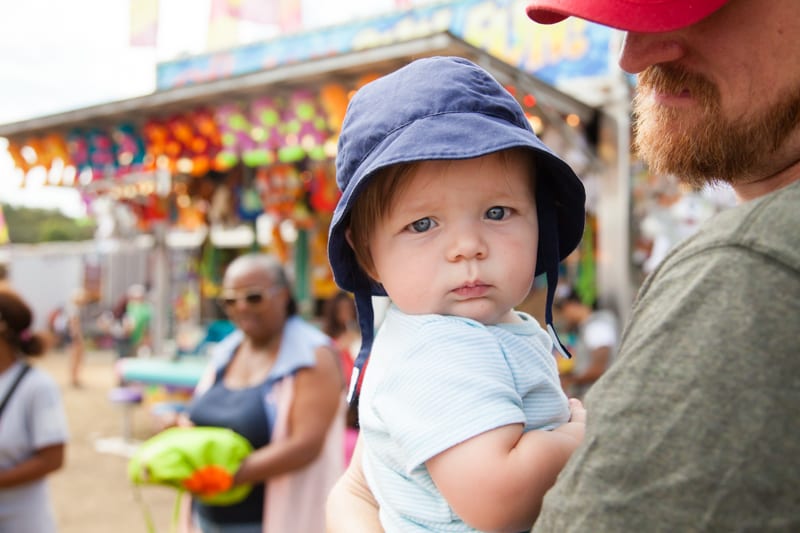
[{"xmin": 182, "ymin": 253, "xmax": 345, "ymax": 533}]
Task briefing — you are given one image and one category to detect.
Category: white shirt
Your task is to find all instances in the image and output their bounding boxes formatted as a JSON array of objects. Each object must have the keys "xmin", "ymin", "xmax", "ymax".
[
  {"xmin": 360, "ymin": 306, "xmax": 569, "ymax": 532},
  {"xmin": 0, "ymin": 361, "xmax": 69, "ymax": 533}
]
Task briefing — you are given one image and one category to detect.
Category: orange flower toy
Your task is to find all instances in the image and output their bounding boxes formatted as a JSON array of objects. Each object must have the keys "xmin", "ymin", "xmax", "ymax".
[{"xmin": 128, "ymin": 426, "xmax": 253, "ymax": 506}]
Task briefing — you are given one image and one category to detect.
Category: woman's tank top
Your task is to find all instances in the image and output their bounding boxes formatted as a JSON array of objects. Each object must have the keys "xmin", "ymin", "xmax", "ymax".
[{"xmin": 187, "ymin": 366, "xmax": 271, "ymax": 524}]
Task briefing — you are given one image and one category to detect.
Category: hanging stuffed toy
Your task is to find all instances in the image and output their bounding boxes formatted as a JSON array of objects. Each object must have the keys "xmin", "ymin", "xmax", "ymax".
[
  {"xmin": 87, "ymin": 129, "xmax": 117, "ymax": 177},
  {"xmin": 208, "ymin": 183, "xmax": 238, "ymax": 227},
  {"xmin": 5, "ymin": 140, "xmax": 31, "ymax": 173},
  {"xmin": 319, "ymin": 83, "xmax": 349, "ymax": 134},
  {"xmin": 243, "ymin": 95, "xmax": 284, "ymax": 167},
  {"xmin": 67, "ymin": 129, "xmax": 93, "ymax": 175},
  {"xmin": 142, "ymin": 119, "xmax": 172, "ymax": 171},
  {"xmin": 40, "ymin": 134, "xmax": 71, "ymax": 171},
  {"xmin": 188, "ymin": 108, "xmax": 222, "ymax": 176},
  {"xmin": 278, "ymin": 89, "xmax": 328, "ymax": 163},
  {"xmin": 214, "ymin": 103, "xmax": 254, "ymax": 171},
  {"xmin": 307, "ymin": 161, "xmax": 340, "ymax": 214},
  {"xmin": 112, "ymin": 123, "xmax": 147, "ymax": 177}
]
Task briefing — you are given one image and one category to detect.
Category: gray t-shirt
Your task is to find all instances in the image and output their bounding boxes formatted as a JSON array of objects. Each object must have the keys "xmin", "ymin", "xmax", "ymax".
[
  {"xmin": 534, "ymin": 180, "xmax": 800, "ymax": 532},
  {"xmin": 0, "ymin": 361, "xmax": 69, "ymax": 533}
]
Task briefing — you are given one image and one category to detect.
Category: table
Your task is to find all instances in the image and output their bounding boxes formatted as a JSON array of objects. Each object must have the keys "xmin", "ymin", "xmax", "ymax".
[{"xmin": 117, "ymin": 357, "xmax": 208, "ymax": 390}]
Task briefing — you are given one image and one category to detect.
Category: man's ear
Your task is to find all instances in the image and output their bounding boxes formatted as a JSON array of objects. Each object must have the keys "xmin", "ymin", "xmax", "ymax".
[{"xmin": 345, "ymin": 228, "xmax": 380, "ymax": 283}]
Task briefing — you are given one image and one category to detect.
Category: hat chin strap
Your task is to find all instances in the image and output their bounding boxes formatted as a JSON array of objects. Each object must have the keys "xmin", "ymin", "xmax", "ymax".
[
  {"xmin": 545, "ymin": 264, "xmax": 572, "ymax": 360},
  {"xmin": 537, "ymin": 179, "xmax": 572, "ymax": 361},
  {"xmin": 348, "ymin": 290, "xmax": 375, "ymax": 407}
]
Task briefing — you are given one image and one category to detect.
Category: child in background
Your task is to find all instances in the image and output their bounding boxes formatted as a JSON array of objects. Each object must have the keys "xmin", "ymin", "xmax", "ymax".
[{"xmin": 327, "ymin": 56, "xmax": 587, "ymax": 532}]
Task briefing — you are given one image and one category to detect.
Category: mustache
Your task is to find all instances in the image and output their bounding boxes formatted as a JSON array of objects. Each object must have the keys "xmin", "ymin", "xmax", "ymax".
[{"xmin": 638, "ymin": 64, "xmax": 718, "ymax": 104}]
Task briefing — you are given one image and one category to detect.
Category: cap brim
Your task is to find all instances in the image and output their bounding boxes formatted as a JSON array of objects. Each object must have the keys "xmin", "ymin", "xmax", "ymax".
[
  {"xmin": 328, "ymin": 111, "xmax": 585, "ymax": 294},
  {"xmin": 525, "ymin": 0, "xmax": 729, "ymax": 32}
]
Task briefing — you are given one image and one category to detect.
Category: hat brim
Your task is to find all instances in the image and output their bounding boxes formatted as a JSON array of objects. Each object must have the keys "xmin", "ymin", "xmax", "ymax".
[
  {"xmin": 328, "ymin": 110, "xmax": 585, "ymax": 294},
  {"xmin": 525, "ymin": 0, "xmax": 729, "ymax": 32}
]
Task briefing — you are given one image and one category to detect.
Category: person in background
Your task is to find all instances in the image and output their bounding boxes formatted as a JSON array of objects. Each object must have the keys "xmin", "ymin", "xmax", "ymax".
[
  {"xmin": 65, "ymin": 288, "xmax": 88, "ymax": 388},
  {"xmin": 326, "ymin": 56, "xmax": 586, "ymax": 532},
  {"xmin": 122, "ymin": 284, "xmax": 153, "ymax": 358},
  {"xmin": 321, "ymin": 291, "xmax": 361, "ymax": 384},
  {"xmin": 327, "ymin": 1, "xmax": 800, "ymax": 531},
  {"xmin": 0, "ymin": 288, "xmax": 69, "ymax": 533},
  {"xmin": 182, "ymin": 253, "xmax": 345, "ymax": 533},
  {"xmin": 552, "ymin": 288, "xmax": 617, "ymax": 399},
  {"xmin": 322, "ymin": 291, "xmax": 362, "ymax": 465},
  {"xmin": 96, "ymin": 290, "xmax": 132, "ymax": 359}
]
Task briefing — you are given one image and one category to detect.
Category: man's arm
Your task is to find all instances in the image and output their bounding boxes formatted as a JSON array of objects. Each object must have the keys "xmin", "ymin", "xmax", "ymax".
[{"xmin": 326, "ymin": 436, "xmax": 384, "ymax": 533}]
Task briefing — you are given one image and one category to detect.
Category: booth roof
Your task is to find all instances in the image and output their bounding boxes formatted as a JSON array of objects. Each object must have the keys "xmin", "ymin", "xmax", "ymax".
[{"xmin": 0, "ymin": 32, "xmax": 594, "ymax": 151}]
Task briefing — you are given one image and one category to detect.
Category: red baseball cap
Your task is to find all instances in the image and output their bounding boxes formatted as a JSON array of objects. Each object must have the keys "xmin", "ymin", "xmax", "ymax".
[{"xmin": 526, "ymin": 0, "xmax": 730, "ymax": 32}]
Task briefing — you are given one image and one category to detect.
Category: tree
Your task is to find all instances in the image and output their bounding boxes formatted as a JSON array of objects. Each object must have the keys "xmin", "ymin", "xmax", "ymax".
[{"xmin": 1, "ymin": 203, "xmax": 96, "ymax": 244}]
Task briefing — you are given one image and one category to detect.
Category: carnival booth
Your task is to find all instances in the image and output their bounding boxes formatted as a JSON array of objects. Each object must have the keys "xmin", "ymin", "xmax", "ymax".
[
  {"xmin": 0, "ymin": 16, "xmax": 608, "ymax": 368},
  {"xmin": 0, "ymin": 28, "xmax": 599, "ymax": 347}
]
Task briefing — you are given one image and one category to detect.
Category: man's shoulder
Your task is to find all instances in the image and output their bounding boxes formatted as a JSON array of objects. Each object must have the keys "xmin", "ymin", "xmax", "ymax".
[{"xmin": 681, "ymin": 181, "xmax": 800, "ymax": 269}]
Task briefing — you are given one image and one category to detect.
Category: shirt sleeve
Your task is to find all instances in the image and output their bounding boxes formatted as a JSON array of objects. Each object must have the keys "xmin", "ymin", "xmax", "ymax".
[
  {"xmin": 373, "ymin": 320, "xmax": 525, "ymax": 473},
  {"xmin": 29, "ymin": 373, "xmax": 69, "ymax": 449}
]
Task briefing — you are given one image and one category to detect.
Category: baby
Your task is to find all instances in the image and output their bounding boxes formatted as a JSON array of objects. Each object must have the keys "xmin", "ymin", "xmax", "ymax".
[{"xmin": 327, "ymin": 56, "xmax": 586, "ymax": 532}]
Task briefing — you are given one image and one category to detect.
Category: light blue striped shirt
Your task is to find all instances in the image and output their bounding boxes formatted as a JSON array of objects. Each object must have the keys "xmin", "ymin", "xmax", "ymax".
[{"xmin": 360, "ymin": 305, "xmax": 569, "ymax": 532}]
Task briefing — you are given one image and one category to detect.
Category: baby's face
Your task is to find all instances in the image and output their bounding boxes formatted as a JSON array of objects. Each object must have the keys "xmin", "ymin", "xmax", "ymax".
[{"xmin": 368, "ymin": 152, "xmax": 538, "ymax": 325}]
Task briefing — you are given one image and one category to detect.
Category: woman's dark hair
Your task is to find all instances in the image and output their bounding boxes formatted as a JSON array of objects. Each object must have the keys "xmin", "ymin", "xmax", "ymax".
[
  {"xmin": 0, "ymin": 289, "xmax": 47, "ymax": 357},
  {"xmin": 322, "ymin": 291, "xmax": 355, "ymax": 339}
]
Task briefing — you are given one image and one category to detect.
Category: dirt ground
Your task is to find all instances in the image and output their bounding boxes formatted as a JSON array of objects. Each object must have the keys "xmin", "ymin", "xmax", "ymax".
[{"xmin": 38, "ymin": 348, "xmax": 179, "ymax": 533}]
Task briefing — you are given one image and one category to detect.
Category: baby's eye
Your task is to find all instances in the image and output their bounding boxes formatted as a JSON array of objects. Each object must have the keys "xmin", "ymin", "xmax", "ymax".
[
  {"xmin": 407, "ymin": 217, "xmax": 435, "ymax": 233},
  {"xmin": 486, "ymin": 206, "xmax": 510, "ymax": 221}
]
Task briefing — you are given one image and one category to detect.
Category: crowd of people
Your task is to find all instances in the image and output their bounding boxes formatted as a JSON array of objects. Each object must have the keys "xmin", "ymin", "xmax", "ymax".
[{"xmin": 2, "ymin": 0, "xmax": 798, "ymax": 531}]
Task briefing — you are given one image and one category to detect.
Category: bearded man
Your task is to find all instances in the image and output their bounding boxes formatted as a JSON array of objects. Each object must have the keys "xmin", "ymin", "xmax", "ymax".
[
  {"xmin": 526, "ymin": 1, "xmax": 800, "ymax": 530},
  {"xmin": 326, "ymin": 1, "xmax": 800, "ymax": 531}
]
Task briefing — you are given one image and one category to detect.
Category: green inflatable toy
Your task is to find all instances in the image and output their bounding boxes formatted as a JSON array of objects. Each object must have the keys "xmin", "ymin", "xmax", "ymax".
[{"xmin": 128, "ymin": 426, "xmax": 253, "ymax": 506}]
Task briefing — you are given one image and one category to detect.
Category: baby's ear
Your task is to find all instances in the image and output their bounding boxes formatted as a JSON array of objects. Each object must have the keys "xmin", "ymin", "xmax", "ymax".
[{"xmin": 344, "ymin": 227, "xmax": 355, "ymax": 249}]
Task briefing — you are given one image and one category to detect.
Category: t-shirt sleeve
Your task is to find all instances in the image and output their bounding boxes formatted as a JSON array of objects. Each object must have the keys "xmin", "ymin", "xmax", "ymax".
[
  {"xmin": 374, "ymin": 321, "xmax": 525, "ymax": 473},
  {"xmin": 29, "ymin": 374, "xmax": 69, "ymax": 449}
]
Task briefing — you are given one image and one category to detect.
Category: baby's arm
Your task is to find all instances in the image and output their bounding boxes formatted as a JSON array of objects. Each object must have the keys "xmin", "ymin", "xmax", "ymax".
[{"xmin": 426, "ymin": 398, "xmax": 585, "ymax": 533}]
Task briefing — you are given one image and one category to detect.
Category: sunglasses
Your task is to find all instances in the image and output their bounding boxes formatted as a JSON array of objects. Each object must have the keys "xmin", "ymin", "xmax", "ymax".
[{"xmin": 218, "ymin": 286, "xmax": 281, "ymax": 308}]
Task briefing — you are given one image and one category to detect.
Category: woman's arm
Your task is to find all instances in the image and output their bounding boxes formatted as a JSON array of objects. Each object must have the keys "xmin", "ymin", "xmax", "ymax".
[
  {"xmin": 233, "ymin": 345, "xmax": 343, "ymax": 484},
  {"xmin": 427, "ymin": 398, "xmax": 586, "ymax": 533},
  {"xmin": 326, "ymin": 436, "xmax": 384, "ymax": 533},
  {"xmin": 0, "ymin": 443, "xmax": 65, "ymax": 488}
]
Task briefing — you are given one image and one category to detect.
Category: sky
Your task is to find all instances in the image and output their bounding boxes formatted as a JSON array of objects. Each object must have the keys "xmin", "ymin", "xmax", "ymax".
[
  {"xmin": 0, "ymin": 0, "xmax": 185, "ymax": 217},
  {"xmin": 0, "ymin": 0, "xmax": 405, "ymax": 218}
]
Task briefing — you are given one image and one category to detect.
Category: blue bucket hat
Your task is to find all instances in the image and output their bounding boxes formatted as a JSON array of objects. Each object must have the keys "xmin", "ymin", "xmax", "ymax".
[{"xmin": 328, "ymin": 56, "xmax": 585, "ymax": 404}]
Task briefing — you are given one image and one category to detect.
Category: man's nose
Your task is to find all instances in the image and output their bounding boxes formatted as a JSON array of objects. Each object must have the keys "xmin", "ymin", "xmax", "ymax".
[{"xmin": 619, "ymin": 31, "xmax": 685, "ymax": 74}]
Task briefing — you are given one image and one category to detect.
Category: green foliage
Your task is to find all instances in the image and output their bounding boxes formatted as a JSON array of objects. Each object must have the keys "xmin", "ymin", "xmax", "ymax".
[{"xmin": 1, "ymin": 203, "xmax": 96, "ymax": 243}]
